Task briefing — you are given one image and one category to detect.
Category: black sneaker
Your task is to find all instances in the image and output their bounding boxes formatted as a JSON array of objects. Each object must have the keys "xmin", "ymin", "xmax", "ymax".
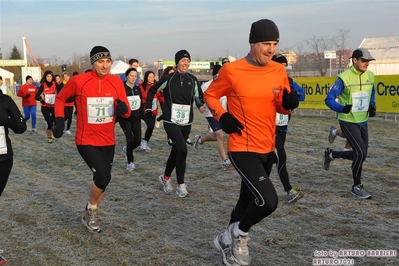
[{"xmin": 323, "ymin": 148, "xmax": 333, "ymax": 171}]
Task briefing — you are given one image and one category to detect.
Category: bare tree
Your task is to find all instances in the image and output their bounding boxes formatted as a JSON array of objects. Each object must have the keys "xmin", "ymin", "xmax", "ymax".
[
  {"xmin": 305, "ymin": 35, "xmax": 333, "ymax": 76},
  {"xmin": 333, "ymin": 28, "xmax": 350, "ymax": 70},
  {"xmin": 293, "ymin": 41, "xmax": 307, "ymax": 76}
]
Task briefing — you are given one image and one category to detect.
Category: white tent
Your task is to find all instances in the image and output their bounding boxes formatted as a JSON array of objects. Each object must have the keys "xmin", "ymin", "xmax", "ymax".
[
  {"xmin": 110, "ymin": 60, "xmax": 129, "ymax": 75},
  {"xmin": 359, "ymin": 36, "xmax": 399, "ymax": 75},
  {"xmin": 0, "ymin": 68, "xmax": 15, "ymax": 86}
]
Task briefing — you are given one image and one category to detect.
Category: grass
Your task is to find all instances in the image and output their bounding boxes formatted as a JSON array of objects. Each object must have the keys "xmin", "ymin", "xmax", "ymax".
[{"xmin": 1, "ymin": 96, "xmax": 398, "ymax": 265}]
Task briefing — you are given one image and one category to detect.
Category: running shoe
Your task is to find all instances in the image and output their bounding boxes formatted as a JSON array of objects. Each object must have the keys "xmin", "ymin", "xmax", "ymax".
[
  {"xmin": 222, "ymin": 159, "xmax": 231, "ymax": 171},
  {"xmin": 81, "ymin": 205, "xmax": 102, "ymax": 233},
  {"xmin": 323, "ymin": 148, "xmax": 333, "ymax": 171},
  {"xmin": 32, "ymin": 129, "xmax": 37, "ymax": 133},
  {"xmin": 287, "ymin": 188, "xmax": 304, "ymax": 203},
  {"xmin": 0, "ymin": 250, "xmax": 6, "ymax": 265},
  {"xmin": 351, "ymin": 184, "xmax": 371, "ymax": 199},
  {"xmin": 328, "ymin": 126, "xmax": 337, "ymax": 143},
  {"xmin": 194, "ymin": 135, "xmax": 202, "ymax": 149},
  {"xmin": 214, "ymin": 233, "xmax": 240, "ymax": 266},
  {"xmin": 126, "ymin": 162, "xmax": 136, "ymax": 172},
  {"xmin": 65, "ymin": 130, "xmax": 72, "ymax": 136},
  {"xmin": 140, "ymin": 140, "xmax": 151, "ymax": 152},
  {"xmin": 158, "ymin": 175, "xmax": 173, "ymax": 193},
  {"xmin": 186, "ymin": 138, "xmax": 193, "ymax": 146},
  {"xmin": 47, "ymin": 138, "xmax": 53, "ymax": 144},
  {"xmin": 155, "ymin": 120, "xmax": 161, "ymax": 128},
  {"xmin": 176, "ymin": 183, "xmax": 189, "ymax": 198},
  {"xmin": 229, "ymin": 222, "xmax": 251, "ymax": 265}
]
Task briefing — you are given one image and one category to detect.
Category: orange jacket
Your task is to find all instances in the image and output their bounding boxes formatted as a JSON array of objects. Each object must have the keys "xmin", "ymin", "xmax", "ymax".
[{"xmin": 204, "ymin": 57, "xmax": 291, "ymax": 154}]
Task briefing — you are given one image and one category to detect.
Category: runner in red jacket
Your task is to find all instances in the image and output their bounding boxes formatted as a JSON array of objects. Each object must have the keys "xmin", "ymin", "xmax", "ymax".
[
  {"xmin": 17, "ymin": 75, "xmax": 38, "ymax": 132},
  {"xmin": 54, "ymin": 45, "xmax": 130, "ymax": 233}
]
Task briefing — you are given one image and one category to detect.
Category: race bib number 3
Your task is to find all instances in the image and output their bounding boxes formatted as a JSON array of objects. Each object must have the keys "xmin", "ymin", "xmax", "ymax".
[
  {"xmin": 87, "ymin": 97, "xmax": 114, "ymax": 124},
  {"xmin": 0, "ymin": 126, "xmax": 7, "ymax": 155},
  {"xmin": 351, "ymin": 92, "xmax": 369, "ymax": 112},
  {"xmin": 171, "ymin": 103, "xmax": 190, "ymax": 124}
]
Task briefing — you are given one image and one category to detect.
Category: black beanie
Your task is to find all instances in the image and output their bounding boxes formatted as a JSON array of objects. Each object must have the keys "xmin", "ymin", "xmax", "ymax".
[
  {"xmin": 249, "ymin": 19, "xmax": 279, "ymax": 43},
  {"xmin": 90, "ymin": 46, "xmax": 111, "ymax": 64},
  {"xmin": 212, "ymin": 64, "xmax": 222, "ymax": 76},
  {"xmin": 272, "ymin": 54, "xmax": 288, "ymax": 64},
  {"xmin": 175, "ymin": 49, "xmax": 191, "ymax": 65}
]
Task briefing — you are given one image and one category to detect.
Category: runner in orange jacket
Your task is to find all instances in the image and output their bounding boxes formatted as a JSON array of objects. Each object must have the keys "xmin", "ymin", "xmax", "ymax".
[{"xmin": 205, "ymin": 19, "xmax": 299, "ymax": 266}]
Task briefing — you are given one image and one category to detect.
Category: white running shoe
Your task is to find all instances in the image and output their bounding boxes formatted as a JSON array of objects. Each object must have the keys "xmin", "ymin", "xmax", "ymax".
[
  {"xmin": 81, "ymin": 205, "xmax": 102, "ymax": 233},
  {"xmin": 155, "ymin": 120, "xmax": 161, "ymax": 128},
  {"xmin": 214, "ymin": 232, "xmax": 240, "ymax": 266},
  {"xmin": 126, "ymin": 162, "xmax": 136, "ymax": 172},
  {"xmin": 229, "ymin": 222, "xmax": 251, "ymax": 265},
  {"xmin": 65, "ymin": 130, "xmax": 72, "ymax": 136},
  {"xmin": 140, "ymin": 140, "xmax": 151, "ymax": 152},
  {"xmin": 158, "ymin": 175, "xmax": 173, "ymax": 193},
  {"xmin": 176, "ymin": 183, "xmax": 189, "ymax": 198}
]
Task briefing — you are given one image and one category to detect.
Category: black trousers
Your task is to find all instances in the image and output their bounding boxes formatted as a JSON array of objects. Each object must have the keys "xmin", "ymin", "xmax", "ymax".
[{"xmin": 228, "ymin": 152, "xmax": 278, "ymax": 233}]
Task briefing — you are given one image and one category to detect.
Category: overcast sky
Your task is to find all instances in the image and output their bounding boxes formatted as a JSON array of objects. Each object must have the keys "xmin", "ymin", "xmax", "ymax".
[{"xmin": 1, "ymin": 0, "xmax": 398, "ymax": 64}]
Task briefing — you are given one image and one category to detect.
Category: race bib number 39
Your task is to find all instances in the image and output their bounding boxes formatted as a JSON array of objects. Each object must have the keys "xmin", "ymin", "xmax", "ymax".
[
  {"xmin": 87, "ymin": 97, "xmax": 114, "ymax": 124},
  {"xmin": 171, "ymin": 103, "xmax": 190, "ymax": 124}
]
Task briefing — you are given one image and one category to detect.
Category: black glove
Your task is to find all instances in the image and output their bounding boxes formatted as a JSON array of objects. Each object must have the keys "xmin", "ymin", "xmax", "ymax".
[
  {"xmin": 219, "ymin": 112, "xmax": 244, "ymax": 136},
  {"xmin": 145, "ymin": 109, "xmax": 154, "ymax": 118},
  {"xmin": 40, "ymin": 98, "xmax": 45, "ymax": 104},
  {"xmin": 25, "ymin": 93, "xmax": 30, "ymax": 98},
  {"xmin": 53, "ymin": 117, "xmax": 65, "ymax": 138},
  {"xmin": 368, "ymin": 105, "xmax": 376, "ymax": 117},
  {"xmin": 342, "ymin": 105, "xmax": 352, "ymax": 114},
  {"xmin": 282, "ymin": 89, "xmax": 299, "ymax": 111},
  {"xmin": 115, "ymin": 99, "xmax": 128, "ymax": 116}
]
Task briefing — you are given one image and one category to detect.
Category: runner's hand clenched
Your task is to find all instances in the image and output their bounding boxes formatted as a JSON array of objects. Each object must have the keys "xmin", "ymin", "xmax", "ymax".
[{"xmin": 219, "ymin": 112, "xmax": 244, "ymax": 136}]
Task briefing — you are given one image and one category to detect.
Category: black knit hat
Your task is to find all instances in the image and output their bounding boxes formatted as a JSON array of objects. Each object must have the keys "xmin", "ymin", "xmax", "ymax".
[
  {"xmin": 212, "ymin": 64, "xmax": 222, "ymax": 76},
  {"xmin": 90, "ymin": 46, "xmax": 111, "ymax": 64},
  {"xmin": 175, "ymin": 49, "xmax": 191, "ymax": 65},
  {"xmin": 249, "ymin": 19, "xmax": 279, "ymax": 43},
  {"xmin": 272, "ymin": 54, "xmax": 288, "ymax": 64}
]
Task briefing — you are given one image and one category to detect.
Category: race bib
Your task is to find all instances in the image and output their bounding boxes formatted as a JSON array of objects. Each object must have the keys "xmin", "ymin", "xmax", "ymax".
[
  {"xmin": 0, "ymin": 126, "xmax": 7, "ymax": 155},
  {"xmin": 351, "ymin": 92, "xmax": 369, "ymax": 112},
  {"xmin": 45, "ymin": 94, "xmax": 56, "ymax": 104},
  {"xmin": 128, "ymin": 95, "xmax": 140, "ymax": 111},
  {"xmin": 152, "ymin": 98, "xmax": 157, "ymax": 110},
  {"xmin": 276, "ymin": 113, "xmax": 289, "ymax": 126},
  {"xmin": 87, "ymin": 97, "xmax": 114, "ymax": 124},
  {"xmin": 171, "ymin": 103, "xmax": 190, "ymax": 124}
]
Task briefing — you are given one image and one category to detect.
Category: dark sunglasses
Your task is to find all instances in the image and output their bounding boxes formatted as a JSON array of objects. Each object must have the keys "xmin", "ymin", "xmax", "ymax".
[{"xmin": 222, "ymin": 61, "xmax": 229, "ymax": 64}]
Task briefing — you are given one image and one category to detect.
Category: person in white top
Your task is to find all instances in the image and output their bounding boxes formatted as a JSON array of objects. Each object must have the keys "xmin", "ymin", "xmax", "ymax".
[{"xmin": 194, "ymin": 64, "xmax": 231, "ymax": 170}]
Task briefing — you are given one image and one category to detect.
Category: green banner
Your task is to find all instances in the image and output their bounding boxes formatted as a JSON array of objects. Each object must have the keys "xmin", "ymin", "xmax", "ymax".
[{"xmin": 0, "ymin": 59, "xmax": 26, "ymax": 66}]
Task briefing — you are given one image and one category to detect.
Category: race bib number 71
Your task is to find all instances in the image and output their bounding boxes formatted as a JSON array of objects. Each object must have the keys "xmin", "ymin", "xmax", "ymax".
[{"xmin": 87, "ymin": 97, "xmax": 114, "ymax": 124}]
